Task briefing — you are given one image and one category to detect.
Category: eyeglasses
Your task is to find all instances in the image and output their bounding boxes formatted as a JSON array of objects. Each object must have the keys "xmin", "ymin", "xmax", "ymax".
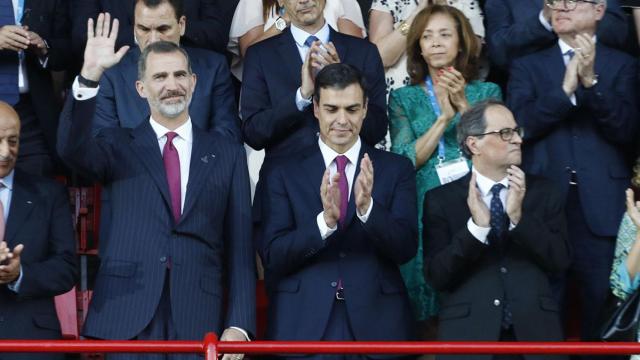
[
  {"xmin": 545, "ymin": 0, "xmax": 600, "ymax": 11},
  {"xmin": 469, "ymin": 127, "xmax": 524, "ymax": 142}
]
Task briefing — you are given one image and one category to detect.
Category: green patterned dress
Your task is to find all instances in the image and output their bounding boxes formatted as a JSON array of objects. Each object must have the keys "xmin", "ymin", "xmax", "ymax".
[{"xmin": 388, "ymin": 80, "xmax": 502, "ymax": 320}]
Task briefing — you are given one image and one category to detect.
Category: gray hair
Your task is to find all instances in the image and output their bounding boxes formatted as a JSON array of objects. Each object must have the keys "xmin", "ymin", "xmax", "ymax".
[
  {"xmin": 137, "ymin": 41, "xmax": 192, "ymax": 80},
  {"xmin": 457, "ymin": 99, "xmax": 506, "ymax": 159}
]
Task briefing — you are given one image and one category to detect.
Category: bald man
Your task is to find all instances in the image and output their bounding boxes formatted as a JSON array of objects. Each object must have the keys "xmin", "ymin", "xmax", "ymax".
[{"xmin": 0, "ymin": 102, "xmax": 77, "ymax": 360}]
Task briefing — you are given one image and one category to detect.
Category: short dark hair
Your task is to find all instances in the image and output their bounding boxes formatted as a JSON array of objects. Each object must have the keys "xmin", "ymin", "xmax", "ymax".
[
  {"xmin": 406, "ymin": 5, "xmax": 480, "ymax": 84},
  {"xmin": 136, "ymin": 0, "xmax": 184, "ymax": 20},
  {"xmin": 457, "ymin": 99, "xmax": 506, "ymax": 159},
  {"xmin": 138, "ymin": 41, "xmax": 192, "ymax": 80},
  {"xmin": 313, "ymin": 63, "xmax": 367, "ymax": 102}
]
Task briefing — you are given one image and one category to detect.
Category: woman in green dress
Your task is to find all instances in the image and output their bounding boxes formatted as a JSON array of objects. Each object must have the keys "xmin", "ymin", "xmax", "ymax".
[{"xmin": 388, "ymin": 5, "xmax": 502, "ymax": 327}]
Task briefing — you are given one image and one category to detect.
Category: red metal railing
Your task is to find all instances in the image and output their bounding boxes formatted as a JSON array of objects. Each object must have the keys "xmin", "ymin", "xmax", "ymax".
[{"xmin": 2, "ymin": 333, "xmax": 640, "ymax": 359}]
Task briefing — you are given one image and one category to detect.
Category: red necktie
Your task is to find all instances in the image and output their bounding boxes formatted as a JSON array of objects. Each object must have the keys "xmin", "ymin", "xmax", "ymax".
[
  {"xmin": 163, "ymin": 132, "xmax": 181, "ymax": 222},
  {"xmin": 335, "ymin": 155, "xmax": 349, "ymax": 227}
]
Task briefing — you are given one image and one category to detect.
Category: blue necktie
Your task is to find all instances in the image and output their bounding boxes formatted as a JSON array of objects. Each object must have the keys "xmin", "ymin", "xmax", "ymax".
[
  {"xmin": 304, "ymin": 35, "xmax": 319, "ymax": 48},
  {"xmin": 0, "ymin": 0, "xmax": 19, "ymax": 105}
]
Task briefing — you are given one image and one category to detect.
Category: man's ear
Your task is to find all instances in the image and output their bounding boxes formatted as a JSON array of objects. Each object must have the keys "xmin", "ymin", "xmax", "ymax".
[
  {"xmin": 179, "ymin": 15, "xmax": 186, "ymax": 36},
  {"xmin": 466, "ymin": 136, "xmax": 479, "ymax": 157},
  {"xmin": 313, "ymin": 98, "xmax": 320, "ymax": 120},
  {"xmin": 135, "ymin": 80, "xmax": 147, "ymax": 98}
]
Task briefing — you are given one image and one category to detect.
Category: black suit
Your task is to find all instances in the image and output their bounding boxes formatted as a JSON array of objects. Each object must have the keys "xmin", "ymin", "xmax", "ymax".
[
  {"xmin": 0, "ymin": 0, "xmax": 71, "ymax": 175},
  {"xmin": 0, "ymin": 170, "xmax": 78, "ymax": 360},
  {"xmin": 423, "ymin": 173, "xmax": 569, "ymax": 360}
]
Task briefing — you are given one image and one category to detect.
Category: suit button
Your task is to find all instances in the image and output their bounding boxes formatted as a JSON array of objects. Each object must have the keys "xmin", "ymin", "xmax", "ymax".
[
  {"xmin": 500, "ymin": 267, "xmax": 507, "ymax": 274},
  {"xmin": 330, "ymin": 281, "xmax": 337, "ymax": 288},
  {"xmin": 160, "ymin": 256, "xmax": 167, "ymax": 263},
  {"xmin": 339, "ymin": 252, "xmax": 346, "ymax": 258},
  {"xmin": 493, "ymin": 299, "xmax": 501, "ymax": 306}
]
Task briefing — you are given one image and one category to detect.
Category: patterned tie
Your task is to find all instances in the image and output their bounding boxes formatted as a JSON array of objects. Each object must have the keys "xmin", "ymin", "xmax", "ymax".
[
  {"xmin": 163, "ymin": 132, "xmax": 181, "ymax": 223},
  {"xmin": 0, "ymin": 0, "xmax": 19, "ymax": 105},
  {"xmin": 335, "ymin": 155, "xmax": 349, "ymax": 228},
  {"xmin": 566, "ymin": 49, "xmax": 575, "ymax": 59},
  {"xmin": 489, "ymin": 183, "xmax": 513, "ymax": 328},
  {"xmin": 304, "ymin": 35, "xmax": 319, "ymax": 48}
]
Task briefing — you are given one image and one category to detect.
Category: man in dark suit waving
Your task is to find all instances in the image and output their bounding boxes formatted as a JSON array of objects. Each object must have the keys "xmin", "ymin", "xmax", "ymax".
[
  {"xmin": 58, "ymin": 14, "xmax": 254, "ymax": 358},
  {"xmin": 0, "ymin": 101, "xmax": 77, "ymax": 360},
  {"xmin": 423, "ymin": 100, "xmax": 570, "ymax": 360},
  {"xmin": 261, "ymin": 64, "xmax": 416, "ymax": 350}
]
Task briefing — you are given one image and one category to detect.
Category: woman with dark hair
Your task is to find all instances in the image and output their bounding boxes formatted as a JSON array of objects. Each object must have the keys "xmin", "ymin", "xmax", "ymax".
[
  {"xmin": 610, "ymin": 160, "xmax": 640, "ymax": 349},
  {"xmin": 388, "ymin": 4, "xmax": 501, "ymax": 328}
]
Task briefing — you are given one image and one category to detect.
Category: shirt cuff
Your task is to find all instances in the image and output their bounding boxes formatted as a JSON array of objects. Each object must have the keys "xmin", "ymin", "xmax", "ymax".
[
  {"xmin": 569, "ymin": 93, "xmax": 577, "ymax": 106},
  {"xmin": 467, "ymin": 217, "xmax": 491, "ymax": 244},
  {"xmin": 538, "ymin": 10, "xmax": 553, "ymax": 32},
  {"xmin": 228, "ymin": 326, "xmax": 251, "ymax": 341},
  {"xmin": 317, "ymin": 211, "xmax": 337, "ymax": 240},
  {"xmin": 7, "ymin": 265, "xmax": 23, "ymax": 293},
  {"xmin": 356, "ymin": 197, "xmax": 374, "ymax": 223},
  {"xmin": 295, "ymin": 87, "xmax": 312, "ymax": 111},
  {"xmin": 616, "ymin": 261, "xmax": 640, "ymax": 294},
  {"xmin": 72, "ymin": 76, "xmax": 99, "ymax": 101}
]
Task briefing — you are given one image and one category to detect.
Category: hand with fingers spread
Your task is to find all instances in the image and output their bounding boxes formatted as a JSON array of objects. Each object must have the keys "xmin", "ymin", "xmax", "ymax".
[
  {"xmin": 467, "ymin": 172, "xmax": 490, "ymax": 227},
  {"xmin": 220, "ymin": 327, "xmax": 248, "ymax": 360},
  {"xmin": 354, "ymin": 153, "xmax": 374, "ymax": 216},
  {"xmin": 506, "ymin": 165, "xmax": 526, "ymax": 225},
  {"xmin": 574, "ymin": 33, "xmax": 597, "ymax": 88},
  {"xmin": 438, "ymin": 67, "xmax": 469, "ymax": 113},
  {"xmin": 81, "ymin": 12, "xmax": 130, "ymax": 83},
  {"xmin": 0, "ymin": 25, "xmax": 29, "ymax": 52},
  {"xmin": 0, "ymin": 243, "xmax": 23, "ymax": 284},
  {"xmin": 321, "ymin": 169, "xmax": 342, "ymax": 228}
]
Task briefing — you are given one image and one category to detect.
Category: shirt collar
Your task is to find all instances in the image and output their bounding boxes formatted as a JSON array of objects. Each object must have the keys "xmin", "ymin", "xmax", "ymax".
[
  {"xmin": 318, "ymin": 137, "xmax": 361, "ymax": 168},
  {"xmin": 558, "ymin": 36, "xmax": 597, "ymax": 56},
  {"xmin": 0, "ymin": 170, "xmax": 15, "ymax": 191},
  {"xmin": 149, "ymin": 116, "xmax": 193, "ymax": 144},
  {"xmin": 291, "ymin": 21, "xmax": 330, "ymax": 48},
  {"xmin": 472, "ymin": 168, "xmax": 508, "ymax": 197}
]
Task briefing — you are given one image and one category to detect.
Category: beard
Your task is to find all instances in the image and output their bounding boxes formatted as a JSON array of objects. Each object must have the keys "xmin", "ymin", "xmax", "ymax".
[{"xmin": 149, "ymin": 91, "xmax": 192, "ymax": 119}]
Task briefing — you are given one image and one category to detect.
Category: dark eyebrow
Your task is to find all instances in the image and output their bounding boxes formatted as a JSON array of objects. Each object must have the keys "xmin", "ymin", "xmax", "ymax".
[{"xmin": 152, "ymin": 71, "xmax": 168, "ymax": 78}]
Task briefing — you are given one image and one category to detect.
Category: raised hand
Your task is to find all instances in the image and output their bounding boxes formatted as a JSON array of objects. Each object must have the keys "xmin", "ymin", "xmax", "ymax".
[
  {"xmin": 562, "ymin": 54, "xmax": 579, "ymax": 97},
  {"xmin": 354, "ymin": 153, "xmax": 373, "ymax": 216},
  {"xmin": 438, "ymin": 67, "xmax": 469, "ymax": 114},
  {"xmin": 321, "ymin": 169, "xmax": 342, "ymax": 229},
  {"xmin": 505, "ymin": 165, "xmax": 526, "ymax": 225},
  {"xmin": 467, "ymin": 172, "xmax": 490, "ymax": 227},
  {"xmin": 81, "ymin": 13, "xmax": 130, "ymax": 82},
  {"xmin": 434, "ymin": 79, "xmax": 456, "ymax": 122},
  {"xmin": 574, "ymin": 33, "xmax": 597, "ymax": 88},
  {"xmin": 309, "ymin": 41, "xmax": 341, "ymax": 78},
  {"xmin": 300, "ymin": 47, "xmax": 315, "ymax": 99}
]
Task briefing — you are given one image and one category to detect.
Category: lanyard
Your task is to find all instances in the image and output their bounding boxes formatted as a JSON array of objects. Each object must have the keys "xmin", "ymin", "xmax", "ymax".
[{"xmin": 425, "ymin": 77, "xmax": 446, "ymax": 162}]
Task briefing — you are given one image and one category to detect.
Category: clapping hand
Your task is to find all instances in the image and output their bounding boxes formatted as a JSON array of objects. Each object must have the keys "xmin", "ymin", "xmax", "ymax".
[
  {"xmin": 354, "ymin": 153, "xmax": 373, "ymax": 216},
  {"xmin": 321, "ymin": 169, "xmax": 342, "ymax": 229}
]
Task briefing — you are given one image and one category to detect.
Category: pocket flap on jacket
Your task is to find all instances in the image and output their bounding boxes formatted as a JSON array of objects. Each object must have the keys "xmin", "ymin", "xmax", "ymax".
[
  {"xmin": 276, "ymin": 278, "xmax": 300, "ymax": 293},
  {"xmin": 100, "ymin": 260, "xmax": 137, "ymax": 278},
  {"xmin": 439, "ymin": 303, "xmax": 471, "ymax": 320}
]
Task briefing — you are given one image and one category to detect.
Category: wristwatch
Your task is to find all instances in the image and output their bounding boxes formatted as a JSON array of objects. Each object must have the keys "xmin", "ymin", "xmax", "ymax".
[
  {"xmin": 78, "ymin": 74, "xmax": 99, "ymax": 88},
  {"xmin": 275, "ymin": 17, "xmax": 287, "ymax": 31},
  {"xmin": 398, "ymin": 20, "xmax": 410, "ymax": 36}
]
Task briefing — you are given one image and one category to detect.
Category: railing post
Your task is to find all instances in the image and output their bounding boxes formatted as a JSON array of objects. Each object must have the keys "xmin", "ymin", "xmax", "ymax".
[{"xmin": 203, "ymin": 332, "xmax": 218, "ymax": 360}]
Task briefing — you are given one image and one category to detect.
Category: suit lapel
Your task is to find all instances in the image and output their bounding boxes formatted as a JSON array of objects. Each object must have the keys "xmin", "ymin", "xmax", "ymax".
[
  {"xmin": 329, "ymin": 28, "xmax": 349, "ymax": 62},
  {"xmin": 180, "ymin": 127, "xmax": 214, "ymax": 221},
  {"xmin": 302, "ymin": 146, "xmax": 326, "ymax": 204},
  {"xmin": 544, "ymin": 45, "xmax": 567, "ymax": 94},
  {"xmin": 343, "ymin": 144, "xmax": 365, "ymax": 227},
  {"xmin": 279, "ymin": 28, "xmax": 304, "ymax": 84},
  {"xmin": 5, "ymin": 173, "xmax": 35, "ymax": 246},
  {"xmin": 130, "ymin": 122, "xmax": 173, "ymax": 213}
]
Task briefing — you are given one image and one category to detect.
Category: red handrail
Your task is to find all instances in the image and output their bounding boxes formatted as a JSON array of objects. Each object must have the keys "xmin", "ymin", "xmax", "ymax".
[{"xmin": 2, "ymin": 334, "xmax": 640, "ymax": 359}]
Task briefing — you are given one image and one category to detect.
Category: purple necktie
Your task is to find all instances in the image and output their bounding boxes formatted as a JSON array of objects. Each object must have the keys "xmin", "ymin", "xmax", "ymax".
[
  {"xmin": 163, "ymin": 132, "xmax": 181, "ymax": 222},
  {"xmin": 335, "ymin": 155, "xmax": 349, "ymax": 227}
]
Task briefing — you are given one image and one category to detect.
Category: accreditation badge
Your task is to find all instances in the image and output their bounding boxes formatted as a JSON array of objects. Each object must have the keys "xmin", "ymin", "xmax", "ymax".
[{"xmin": 435, "ymin": 157, "xmax": 470, "ymax": 185}]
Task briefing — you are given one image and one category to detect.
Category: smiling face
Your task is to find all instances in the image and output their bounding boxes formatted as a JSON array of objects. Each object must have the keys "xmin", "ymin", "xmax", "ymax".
[
  {"xmin": 551, "ymin": 0, "xmax": 604, "ymax": 38},
  {"xmin": 314, "ymin": 83, "xmax": 367, "ymax": 154},
  {"xmin": 419, "ymin": 13, "xmax": 460, "ymax": 73},
  {"xmin": 134, "ymin": 1, "xmax": 186, "ymax": 49},
  {"xmin": 136, "ymin": 50, "xmax": 196, "ymax": 124},
  {"xmin": 0, "ymin": 103, "xmax": 19, "ymax": 178},
  {"xmin": 283, "ymin": 0, "xmax": 326, "ymax": 32}
]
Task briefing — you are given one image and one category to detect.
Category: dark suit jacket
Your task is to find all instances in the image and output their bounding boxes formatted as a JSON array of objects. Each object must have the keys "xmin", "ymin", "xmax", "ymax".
[
  {"xmin": 71, "ymin": 0, "xmax": 238, "ymax": 55},
  {"xmin": 0, "ymin": 0, "xmax": 71, "ymax": 153},
  {"xmin": 57, "ymin": 96, "xmax": 255, "ymax": 340},
  {"xmin": 507, "ymin": 43, "xmax": 638, "ymax": 237},
  {"xmin": 90, "ymin": 46, "xmax": 240, "ymax": 141},
  {"xmin": 261, "ymin": 143, "xmax": 417, "ymax": 343},
  {"xmin": 485, "ymin": 0, "xmax": 629, "ymax": 69},
  {"xmin": 241, "ymin": 26, "xmax": 388, "ymax": 224},
  {"xmin": 0, "ymin": 170, "xmax": 78, "ymax": 359},
  {"xmin": 423, "ymin": 173, "xmax": 569, "ymax": 360}
]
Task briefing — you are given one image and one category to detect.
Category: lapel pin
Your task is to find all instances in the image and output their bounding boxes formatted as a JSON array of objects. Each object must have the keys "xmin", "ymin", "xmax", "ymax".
[
  {"xmin": 201, "ymin": 156, "xmax": 208, "ymax": 163},
  {"xmin": 26, "ymin": 201, "xmax": 32, "ymax": 204}
]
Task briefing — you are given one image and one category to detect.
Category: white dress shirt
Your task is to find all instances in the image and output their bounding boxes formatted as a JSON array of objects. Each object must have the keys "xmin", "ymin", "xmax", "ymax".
[
  {"xmin": 316, "ymin": 137, "xmax": 373, "ymax": 239},
  {"xmin": 466, "ymin": 168, "xmax": 515, "ymax": 244},
  {"xmin": 292, "ymin": 21, "xmax": 331, "ymax": 111}
]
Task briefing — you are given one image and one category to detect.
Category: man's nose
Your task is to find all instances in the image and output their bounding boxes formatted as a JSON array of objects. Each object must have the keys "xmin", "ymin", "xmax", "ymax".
[{"xmin": 149, "ymin": 31, "xmax": 161, "ymax": 44}]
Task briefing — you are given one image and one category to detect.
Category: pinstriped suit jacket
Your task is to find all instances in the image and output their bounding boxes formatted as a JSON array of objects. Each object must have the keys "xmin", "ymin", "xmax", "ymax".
[{"xmin": 57, "ymin": 96, "xmax": 256, "ymax": 340}]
